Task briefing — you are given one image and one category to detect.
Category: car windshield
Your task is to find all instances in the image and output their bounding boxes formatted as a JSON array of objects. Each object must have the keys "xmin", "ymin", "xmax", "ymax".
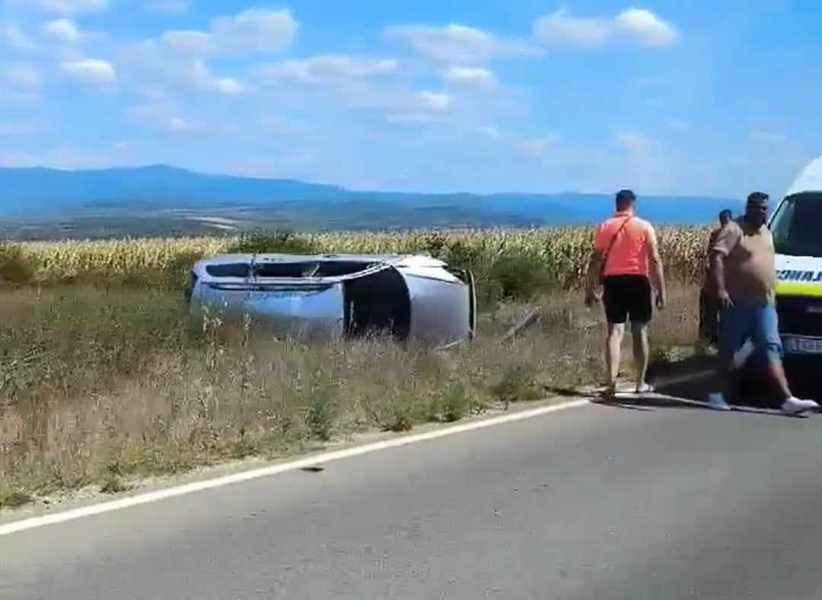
[{"xmin": 771, "ymin": 193, "xmax": 822, "ymax": 257}]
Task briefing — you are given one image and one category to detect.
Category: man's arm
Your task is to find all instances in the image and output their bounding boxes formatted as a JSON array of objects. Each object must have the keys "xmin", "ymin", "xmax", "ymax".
[
  {"xmin": 585, "ymin": 249, "xmax": 603, "ymax": 305},
  {"xmin": 706, "ymin": 230, "xmax": 719, "ymax": 261},
  {"xmin": 710, "ymin": 223, "xmax": 740, "ymax": 308},
  {"xmin": 710, "ymin": 251, "xmax": 729, "ymax": 304},
  {"xmin": 647, "ymin": 226, "xmax": 666, "ymax": 307},
  {"xmin": 585, "ymin": 226, "xmax": 605, "ymax": 305}
]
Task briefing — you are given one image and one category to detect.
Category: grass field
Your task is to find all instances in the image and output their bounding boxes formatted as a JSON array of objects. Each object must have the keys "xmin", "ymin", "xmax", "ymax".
[{"xmin": 0, "ymin": 228, "xmax": 708, "ymax": 509}]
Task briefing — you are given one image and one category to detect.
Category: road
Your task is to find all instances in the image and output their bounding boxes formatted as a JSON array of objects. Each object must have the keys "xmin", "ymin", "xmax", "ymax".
[{"xmin": 3, "ymin": 398, "xmax": 822, "ymax": 599}]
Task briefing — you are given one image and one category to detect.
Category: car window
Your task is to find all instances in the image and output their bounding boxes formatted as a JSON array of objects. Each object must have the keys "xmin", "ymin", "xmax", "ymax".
[{"xmin": 205, "ymin": 263, "xmax": 251, "ymax": 278}]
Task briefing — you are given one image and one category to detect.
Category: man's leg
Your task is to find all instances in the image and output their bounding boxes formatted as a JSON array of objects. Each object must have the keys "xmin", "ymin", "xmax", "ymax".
[
  {"xmin": 632, "ymin": 321, "xmax": 650, "ymax": 391},
  {"xmin": 752, "ymin": 304, "xmax": 818, "ymax": 413},
  {"xmin": 715, "ymin": 355, "xmax": 740, "ymax": 408},
  {"xmin": 606, "ymin": 322, "xmax": 626, "ymax": 393},
  {"xmin": 707, "ymin": 295, "xmax": 720, "ymax": 346},
  {"xmin": 630, "ymin": 276, "xmax": 654, "ymax": 392},
  {"xmin": 708, "ymin": 305, "xmax": 748, "ymax": 410},
  {"xmin": 601, "ymin": 277, "xmax": 627, "ymax": 398}
]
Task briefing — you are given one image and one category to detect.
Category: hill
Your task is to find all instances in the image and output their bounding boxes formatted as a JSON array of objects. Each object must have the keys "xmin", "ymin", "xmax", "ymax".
[{"xmin": 0, "ymin": 165, "xmax": 742, "ymax": 239}]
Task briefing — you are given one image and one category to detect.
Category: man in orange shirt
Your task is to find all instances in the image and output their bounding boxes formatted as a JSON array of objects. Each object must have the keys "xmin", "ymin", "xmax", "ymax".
[{"xmin": 586, "ymin": 189, "xmax": 667, "ymax": 399}]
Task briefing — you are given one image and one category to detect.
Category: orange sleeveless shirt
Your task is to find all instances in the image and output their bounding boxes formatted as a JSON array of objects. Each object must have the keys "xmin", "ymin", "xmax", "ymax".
[{"xmin": 594, "ymin": 210, "xmax": 656, "ymax": 277}]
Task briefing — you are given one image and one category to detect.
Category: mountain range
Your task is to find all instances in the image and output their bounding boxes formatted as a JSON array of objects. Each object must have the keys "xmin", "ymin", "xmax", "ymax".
[{"xmin": 0, "ymin": 165, "xmax": 742, "ymax": 239}]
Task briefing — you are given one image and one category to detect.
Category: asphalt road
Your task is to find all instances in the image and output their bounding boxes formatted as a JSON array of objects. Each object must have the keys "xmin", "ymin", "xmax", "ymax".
[{"xmin": 3, "ymin": 399, "xmax": 822, "ymax": 599}]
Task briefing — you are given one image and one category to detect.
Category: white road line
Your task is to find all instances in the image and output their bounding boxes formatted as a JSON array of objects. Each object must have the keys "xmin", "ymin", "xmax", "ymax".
[{"xmin": 0, "ymin": 398, "xmax": 591, "ymax": 537}]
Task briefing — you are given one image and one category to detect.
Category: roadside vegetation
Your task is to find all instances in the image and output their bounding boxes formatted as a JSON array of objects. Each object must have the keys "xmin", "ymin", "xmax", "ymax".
[{"xmin": 0, "ymin": 229, "xmax": 705, "ymax": 508}]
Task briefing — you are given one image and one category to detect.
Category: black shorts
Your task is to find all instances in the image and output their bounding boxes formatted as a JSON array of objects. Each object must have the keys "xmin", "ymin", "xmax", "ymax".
[{"xmin": 603, "ymin": 275, "xmax": 652, "ymax": 325}]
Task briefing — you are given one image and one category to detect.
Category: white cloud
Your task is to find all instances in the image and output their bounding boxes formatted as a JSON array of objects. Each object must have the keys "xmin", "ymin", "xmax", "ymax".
[
  {"xmin": 0, "ymin": 22, "xmax": 40, "ymax": 54},
  {"xmin": 196, "ymin": 69, "xmax": 248, "ymax": 95},
  {"xmin": 382, "ymin": 91, "xmax": 453, "ymax": 125},
  {"xmin": 477, "ymin": 125, "xmax": 503, "ymax": 138},
  {"xmin": 161, "ymin": 30, "xmax": 213, "ymax": 55},
  {"xmin": 612, "ymin": 130, "xmax": 669, "ymax": 189},
  {"xmin": 385, "ymin": 112, "xmax": 445, "ymax": 125},
  {"xmin": 36, "ymin": 0, "xmax": 108, "ymax": 15},
  {"xmin": 147, "ymin": 0, "xmax": 190, "ymax": 13},
  {"xmin": 518, "ymin": 135, "xmax": 560, "ymax": 158},
  {"xmin": 127, "ymin": 104, "xmax": 206, "ymax": 134},
  {"xmin": 3, "ymin": 63, "xmax": 42, "ymax": 89},
  {"xmin": 136, "ymin": 86, "xmax": 170, "ymax": 101},
  {"xmin": 189, "ymin": 62, "xmax": 252, "ymax": 95},
  {"xmin": 124, "ymin": 7, "xmax": 297, "ymax": 98},
  {"xmin": 0, "ymin": 150, "xmax": 37, "ymax": 167},
  {"xmin": 533, "ymin": 11, "xmax": 612, "ymax": 48},
  {"xmin": 125, "ymin": 39, "xmax": 253, "ymax": 96},
  {"xmin": 211, "ymin": 8, "xmax": 297, "ymax": 55},
  {"xmin": 416, "ymin": 90, "xmax": 451, "ymax": 113},
  {"xmin": 166, "ymin": 116, "xmax": 205, "ymax": 133},
  {"xmin": 42, "ymin": 19, "xmax": 84, "ymax": 43},
  {"xmin": 614, "ymin": 130, "xmax": 652, "ymax": 154},
  {"xmin": 60, "ymin": 58, "xmax": 117, "ymax": 86},
  {"xmin": 615, "ymin": 9, "xmax": 680, "ymax": 47},
  {"xmin": 442, "ymin": 66, "xmax": 497, "ymax": 89},
  {"xmin": 258, "ymin": 115, "xmax": 310, "ymax": 137},
  {"xmin": 149, "ymin": 8, "xmax": 297, "ymax": 59},
  {"xmin": 255, "ymin": 55, "xmax": 400, "ymax": 85},
  {"xmin": 385, "ymin": 24, "xmax": 543, "ymax": 64},
  {"xmin": 534, "ymin": 8, "xmax": 680, "ymax": 48}
]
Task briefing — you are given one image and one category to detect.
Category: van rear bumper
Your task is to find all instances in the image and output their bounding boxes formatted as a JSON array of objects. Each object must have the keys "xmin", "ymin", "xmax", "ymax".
[{"xmin": 777, "ymin": 294, "xmax": 822, "ymax": 355}]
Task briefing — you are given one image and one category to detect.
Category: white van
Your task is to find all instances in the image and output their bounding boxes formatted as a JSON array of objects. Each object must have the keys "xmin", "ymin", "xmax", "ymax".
[{"xmin": 770, "ymin": 156, "xmax": 822, "ymax": 356}]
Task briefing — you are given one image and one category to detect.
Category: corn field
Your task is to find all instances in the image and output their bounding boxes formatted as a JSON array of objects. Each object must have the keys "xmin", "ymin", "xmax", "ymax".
[{"xmin": 10, "ymin": 226, "xmax": 711, "ymax": 289}]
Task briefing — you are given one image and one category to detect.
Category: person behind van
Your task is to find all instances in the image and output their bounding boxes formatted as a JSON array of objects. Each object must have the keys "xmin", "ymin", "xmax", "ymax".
[
  {"xmin": 706, "ymin": 192, "xmax": 819, "ymax": 414},
  {"xmin": 585, "ymin": 189, "xmax": 667, "ymax": 400},
  {"xmin": 699, "ymin": 209, "xmax": 733, "ymax": 347}
]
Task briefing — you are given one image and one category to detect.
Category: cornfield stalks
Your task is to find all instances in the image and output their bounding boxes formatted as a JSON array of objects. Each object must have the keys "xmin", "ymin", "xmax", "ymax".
[{"xmin": 15, "ymin": 226, "xmax": 712, "ymax": 287}]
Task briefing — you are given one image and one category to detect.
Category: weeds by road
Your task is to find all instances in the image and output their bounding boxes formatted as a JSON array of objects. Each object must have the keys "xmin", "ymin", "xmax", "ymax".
[
  {"xmin": 0, "ymin": 231, "xmax": 705, "ymax": 509},
  {"xmin": 0, "ymin": 281, "xmax": 699, "ymax": 509}
]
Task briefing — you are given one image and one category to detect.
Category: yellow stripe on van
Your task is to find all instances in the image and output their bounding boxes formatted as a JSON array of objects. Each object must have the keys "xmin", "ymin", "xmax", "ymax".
[{"xmin": 776, "ymin": 281, "xmax": 822, "ymax": 298}]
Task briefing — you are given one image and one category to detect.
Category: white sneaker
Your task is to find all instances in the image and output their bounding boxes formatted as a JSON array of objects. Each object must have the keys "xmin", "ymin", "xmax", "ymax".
[
  {"xmin": 707, "ymin": 393, "xmax": 731, "ymax": 411},
  {"xmin": 780, "ymin": 397, "xmax": 820, "ymax": 415}
]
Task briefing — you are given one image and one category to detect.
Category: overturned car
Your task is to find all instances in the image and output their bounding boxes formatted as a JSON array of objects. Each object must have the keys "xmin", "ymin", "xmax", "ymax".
[{"xmin": 186, "ymin": 253, "xmax": 476, "ymax": 348}]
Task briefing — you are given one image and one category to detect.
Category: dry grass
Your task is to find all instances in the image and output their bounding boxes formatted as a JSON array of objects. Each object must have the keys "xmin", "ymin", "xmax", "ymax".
[
  {"xmin": 0, "ymin": 226, "xmax": 711, "ymax": 509},
  {"xmin": 0, "ymin": 281, "xmax": 700, "ymax": 509}
]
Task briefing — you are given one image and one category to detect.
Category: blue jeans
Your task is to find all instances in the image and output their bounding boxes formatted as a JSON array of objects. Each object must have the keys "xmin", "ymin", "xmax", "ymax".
[{"xmin": 718, "ymin": 302, "xmax": 783, "ymax": 364}]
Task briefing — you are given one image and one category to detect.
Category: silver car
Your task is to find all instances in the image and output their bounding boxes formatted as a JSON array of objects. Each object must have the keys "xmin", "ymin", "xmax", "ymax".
[{"xmin": 186, "ymin": 253, "xmax": 477, "ymax": 348}]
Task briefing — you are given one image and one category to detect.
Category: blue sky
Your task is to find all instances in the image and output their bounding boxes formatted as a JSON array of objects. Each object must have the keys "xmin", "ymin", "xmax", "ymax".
[{"xmin": 0, "ymin": 1, "xmax": 819, "ymax": 198}]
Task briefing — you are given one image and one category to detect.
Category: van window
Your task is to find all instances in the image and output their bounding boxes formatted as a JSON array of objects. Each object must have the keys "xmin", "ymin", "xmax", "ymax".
[{"xmin": 771, "ymin": 193, "xmax": 822, "ymax": 257}]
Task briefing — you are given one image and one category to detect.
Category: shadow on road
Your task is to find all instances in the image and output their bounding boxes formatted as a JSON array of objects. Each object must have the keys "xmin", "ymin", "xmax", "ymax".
[
  {"xmin": 642, "ymin": 353, "xmax": 822, "ymax": 410},
  {"xmin": 545, "ymin": 353, "xmax": 820, "ymax": 416}
]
